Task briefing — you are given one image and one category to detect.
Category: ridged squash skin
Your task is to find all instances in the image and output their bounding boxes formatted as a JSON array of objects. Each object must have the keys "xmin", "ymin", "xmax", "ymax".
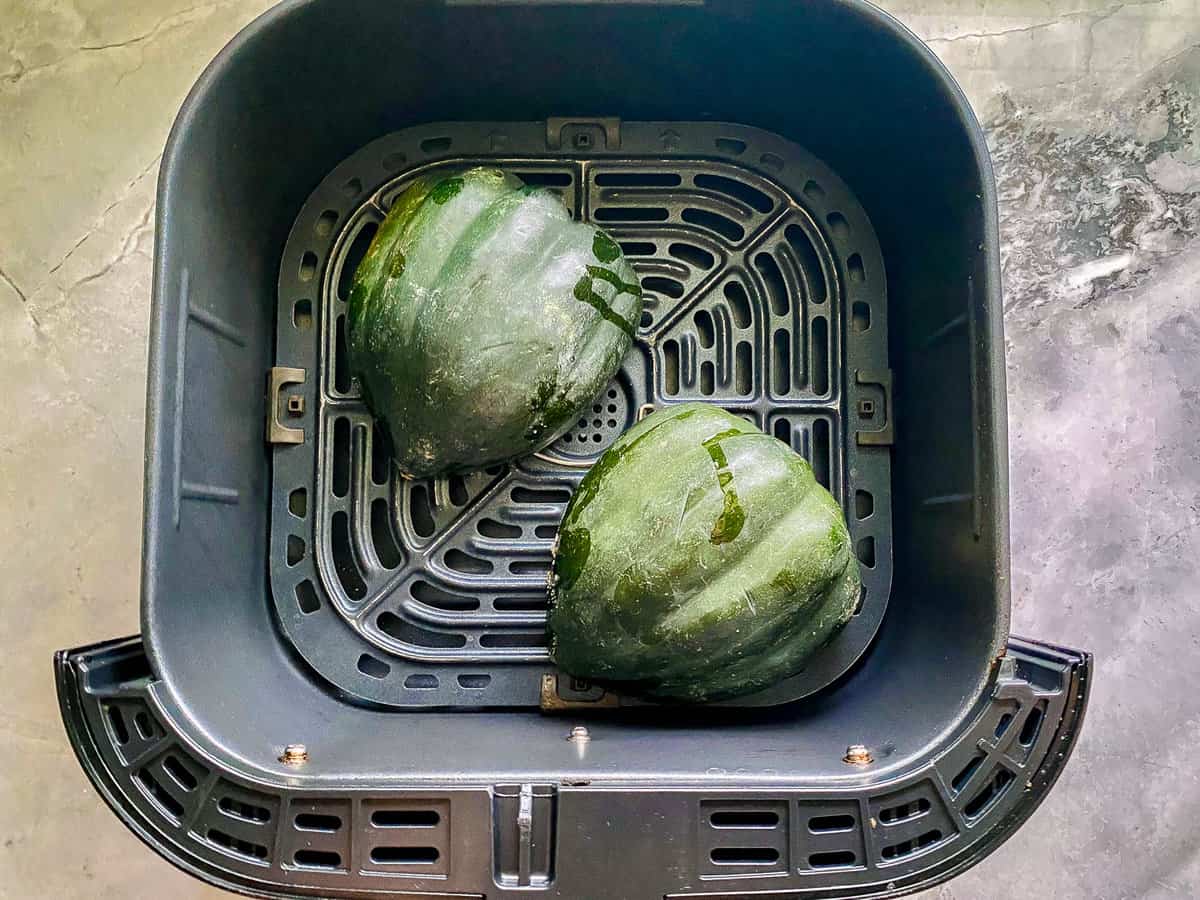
[
  {"xmin": 548, "ymin": 403, "xmax": 860, "ymax": 702},
  {"xmin": 347, "ymin": 167, "xmax": 642, "ymax": 478}
]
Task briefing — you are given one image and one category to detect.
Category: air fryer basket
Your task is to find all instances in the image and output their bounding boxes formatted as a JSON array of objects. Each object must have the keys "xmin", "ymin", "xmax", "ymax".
[{"xmin": 57, "ymin": 1, "xmax": 1091, "ymax": 898}]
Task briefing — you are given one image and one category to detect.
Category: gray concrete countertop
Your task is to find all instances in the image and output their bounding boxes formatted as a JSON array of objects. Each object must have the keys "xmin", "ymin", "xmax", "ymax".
[{"xmin": 2, "ymin": 2, "xmax": 1198, "ymax": 897}]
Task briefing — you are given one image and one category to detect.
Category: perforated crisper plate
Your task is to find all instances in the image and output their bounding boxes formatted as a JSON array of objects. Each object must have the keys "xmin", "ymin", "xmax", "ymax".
[{"xmin": 270, "ymin": 121, "xmax": 893, "ymax": 708}]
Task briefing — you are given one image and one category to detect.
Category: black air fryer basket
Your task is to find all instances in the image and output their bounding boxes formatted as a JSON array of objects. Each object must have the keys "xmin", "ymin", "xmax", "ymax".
[{"xmin": 57, "ymin": 2, "xmax": 1091, "ymax": 897}]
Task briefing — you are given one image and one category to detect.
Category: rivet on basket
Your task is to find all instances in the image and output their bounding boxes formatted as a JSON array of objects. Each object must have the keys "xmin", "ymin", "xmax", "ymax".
[
  {"xmin": 843, "ymin": 744, "xmax": 873, "ymax": 766},
  {"xmin": 567, "ymin": 725, "xmax": 591, "ymax": 744},
  {"xmin": 279, "ymin": 743, "xmax": 309, "ymax": 766}
]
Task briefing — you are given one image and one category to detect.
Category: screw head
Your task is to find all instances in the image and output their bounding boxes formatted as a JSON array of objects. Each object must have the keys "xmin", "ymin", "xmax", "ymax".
[
  {"xmin": 567, "ymin": 725, "xmax": 591, "ymax": 744},
  {"xmin": 843, "ymin": 744, "xmax": 873, "ymax": 766},
  {"xmin": 280, "ymin": 743, "xmax": 309, "ymax": 766}
]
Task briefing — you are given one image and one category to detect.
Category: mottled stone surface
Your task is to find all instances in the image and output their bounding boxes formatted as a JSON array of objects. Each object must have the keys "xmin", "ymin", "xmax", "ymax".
[{"xmin": 1, "ymin": 1, "xmax": 1198, "ymax": 898}]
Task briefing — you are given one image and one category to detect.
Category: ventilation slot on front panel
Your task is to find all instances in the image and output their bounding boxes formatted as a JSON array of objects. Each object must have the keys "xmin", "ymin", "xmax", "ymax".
[
  {"xmin": 951, "ymin": 753, "xmax": 986, "ymax": 795},
  {"xmin": 219, "ymin": 797, "xmax": 271, "ymax": 824},
  {"xmin": 282, "ymin": 800, "xmax": 350, "ymax": 873},
  {"xmin": 881, "ymin": 830, "xmax": 944, "ymax": 861},
  {"xmin": 107, "ymin": 705, "xmax": 131, "ymax": 745},
  {"xmin": 372, "ymin": 846, "xmax": 440, "ymax": 865},
  {"xmin": 296, "ymin": 813, "xmax": 342, "ymax": 832},
  {"xmin": 207, "ymin": 829, "xmax": 268, "ymax": 863},
  {"xmin": 798, "ymin": 801, "xmax": 864, "ymax": 872},
  {"xmin": 202, "ymin": 783, "xmax": 280, "ymax": 869},
  {"xmin": 699, "ymin": 801, "xmax": 788, "ymax": 878},
  {"xmin": 710, "ymin": 847, "xmax": 779, "ymax": 865},
  {"xmin": 963, "ymin": 769, "xmax": 1015, "ymax": 819},
  {"xmin": 104, "ymin": 701, "xmax": 163, "ymax": 764},
  {"xmin": 879, "ymin": 798, "xmax": 931, "ymax": 825},
  {"xmin": 293, "ymin": 849, "xmax": 341, "ymax": 869},
  {"xmin": 809, "ymin": 850, "xmax": 857, "ymax": 868},
  {"xmin": 136, "ymin": 712, "xmax": 156, "ymax": 740},
  {"xmin": 161, "ymin": 754, "xmax": 204, "ymax": 792},
  {"xmin": 132, "ymin": 715, "xmax": 153, "ymax": 744},
  {"xmin": 136, "ymin": 768, "xmax": 184, "ymax": 821},
  {"xmin": 363, "ymin": 799, "xmax": 451, "ymax": 875},
  {"xmin": 134, "ymin": 749, "xmax": 207, "ymax": 823},
  {"xmin": 710, "ymin": 811, "xmax": 779, "ymax": 829},
  {"xmin": 993, "ymin": 702, "xmax": 1019, "ymax": 740},
  {"xmin": 1019, "ymin": 703, "xmax": 1046, "ymax": 747},
  {"xmin": 868, "ymin": 782, "xmax": 958, "ymax": 867},
  {"xmin": 809, "ymin": 814, "xmax": 855, "ymax": 833},
  {"xmin": 372, "ymin": 809, "xmax": 440, "ymax": 828}
]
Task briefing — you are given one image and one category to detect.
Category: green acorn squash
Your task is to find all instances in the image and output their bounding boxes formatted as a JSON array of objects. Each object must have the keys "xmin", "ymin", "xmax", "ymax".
[
  {"xmin": 548, "ymin": 403, "xmax": 860, "ymax": 702},
  {"xmin": 347, "ymin": 167, "xmax": 642, "ymax": 478}
]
